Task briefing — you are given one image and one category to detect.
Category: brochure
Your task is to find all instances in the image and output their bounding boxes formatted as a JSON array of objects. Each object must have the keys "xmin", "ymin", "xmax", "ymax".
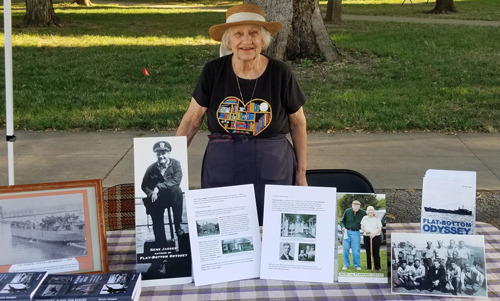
[
  {"xmin": 336, "ymin": 193, "xmax": 388, "ymax": 283},
  {"xmin": 421, "ymin": 170, "xmax": 476, "ymax": 235},
  {"xmin": 133, "ymin": 137, "xmax": 192, "ymax": 287},
  {"xmin": 391, "ymin": 233, "xmax": 487, "ymax": 298},
  {"xmin": 260, "ymin": 185, "xmax": 336, "ymax": 283},
  {"xmin": 185, "ymin": 184, "xmax": 261, "ymax": 286}
]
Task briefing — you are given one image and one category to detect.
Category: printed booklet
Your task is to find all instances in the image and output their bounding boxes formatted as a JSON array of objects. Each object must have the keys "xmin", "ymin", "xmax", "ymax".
[
  {"xmin": 391, "ymin": 233, "xmax": 487, "ymax": 298},
  {"xmin": 0, "ymin": 272, "xmax": 47, "ymax": 301},
  {"xmin": 260, "ymin": 185, "xmax": 337, "ymax": 283},
  {"xmin": 421, "ymin": 170, "xmax": 476, "ymax": 235},
  {"xmin": 32, "ymin": 273, "xmax": 141, "ymax": 301},
  {"xmin": 134, "ymin": 137, "xmax": 192, "ymax": 287},
  {"xmin": 185, "ymin": 184, "xmax": 261, "ymax": 286}
]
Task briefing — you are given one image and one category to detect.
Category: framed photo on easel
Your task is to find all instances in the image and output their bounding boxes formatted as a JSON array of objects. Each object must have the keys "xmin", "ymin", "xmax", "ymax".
[{"xmin": 0, "ymin": 179, "xmax": 108, "ymax": 274}]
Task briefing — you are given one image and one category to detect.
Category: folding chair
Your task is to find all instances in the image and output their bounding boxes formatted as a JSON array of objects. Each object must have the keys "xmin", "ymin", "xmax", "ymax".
[{"xmin": 305, "ymin": 169, "xmax": 375, "ymax": 193}]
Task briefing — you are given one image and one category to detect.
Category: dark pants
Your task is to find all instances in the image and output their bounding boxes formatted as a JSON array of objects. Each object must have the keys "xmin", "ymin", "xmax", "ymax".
[
  {"xmin": 423, "ymin": 258, "xmax": 433, "ymax": 271},
  {"xmin": 202, "ymin": 134, "xmax": 296, "ymax": 225},
  {"xmin": 149, "ymin": 185, "xmax": 183, "ymax": 243},
  {"xmin": 449, "ymin": 277, "xmax": 460, "ymax": 295},
  {"xmin": 363, "ymin": 235, "xmax": 382, "ymax": 270}
]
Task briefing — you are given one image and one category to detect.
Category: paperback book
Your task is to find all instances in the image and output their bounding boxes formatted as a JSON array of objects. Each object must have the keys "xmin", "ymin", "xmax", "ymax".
[
  {"xmin": 33, "ymin": 273, "xmax": 141, "ymax": 301},
  {"xmin": 0, "ymin": 272, "xmax": 47, "ymax": 301}
]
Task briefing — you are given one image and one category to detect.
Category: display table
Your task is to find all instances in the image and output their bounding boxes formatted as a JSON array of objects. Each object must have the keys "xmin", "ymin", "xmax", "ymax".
[{"xmin": 107, "ymin": 222, "xmax": 500, "ymax": 300}]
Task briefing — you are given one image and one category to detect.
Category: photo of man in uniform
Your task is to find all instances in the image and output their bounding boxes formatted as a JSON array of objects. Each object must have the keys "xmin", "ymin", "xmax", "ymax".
[{"xmin": 141, "ymin": 141, "xmax": 184, "ymax": 243}]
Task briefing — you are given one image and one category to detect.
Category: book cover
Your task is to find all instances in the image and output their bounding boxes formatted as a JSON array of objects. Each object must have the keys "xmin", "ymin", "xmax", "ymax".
[
  {"xmin": 133, "ymin": 137, "xmax": 192, "ymax": 287},
  {"xmin": 0, "ymin": 272, "xmax": 47, "ymax": 301},
  {"xmin": 336, "ymin": 193, "xmax": 388, "ymax": 283},
  {"xmin": 391, "ymin": 233, "xmax": 487, "ymax": 298},
  {"xmin": 33, "ymin": 273, "xmax": 141, "ymax": 301},
  {"xmin": 421, "ymin": 170, "xmax": 476, "ymax": 235}
]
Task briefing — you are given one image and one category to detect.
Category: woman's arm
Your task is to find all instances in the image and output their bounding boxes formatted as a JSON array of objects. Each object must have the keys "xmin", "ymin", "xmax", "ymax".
[
  {"xmin": 176, "ymin": 98, "xmax": 208, "ymax": 147},
  {"xmin": 288, "ymin": 107, "xmax": 307, "ymax": 186}
]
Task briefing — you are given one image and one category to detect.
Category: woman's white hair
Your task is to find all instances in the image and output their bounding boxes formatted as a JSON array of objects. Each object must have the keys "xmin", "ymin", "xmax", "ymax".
[
  {"xmin": 220, "ymin": 26, "xmax": 272, "ymax": 53},
  {"xmin": 367, "ymin": 206, "xmax": 375, "ymax": 212}
]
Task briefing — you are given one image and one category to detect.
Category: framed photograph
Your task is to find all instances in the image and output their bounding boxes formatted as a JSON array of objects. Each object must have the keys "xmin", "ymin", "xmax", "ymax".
[{"xmin": 0, "ymin": 179, "xmax": 108, "ymax": 274}]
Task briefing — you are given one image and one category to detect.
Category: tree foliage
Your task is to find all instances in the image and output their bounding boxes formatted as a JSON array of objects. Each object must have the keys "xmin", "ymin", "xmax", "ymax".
[{"xmin": 338, "ymin": 194, "xmax": 379, "ymax": 214}]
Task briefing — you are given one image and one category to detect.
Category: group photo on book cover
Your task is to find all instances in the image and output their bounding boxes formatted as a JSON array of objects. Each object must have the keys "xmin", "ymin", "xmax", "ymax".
[
  {"xmin": 391, "ymin": 233, "xmax": 487, "ymax": 298},
  {"xmin": 133, "ymin": 137, "xmax": 192, "ymax": 286},
  {"xmin": 337, "ymin": 193, "xmax": 388, "ymax": 283}
]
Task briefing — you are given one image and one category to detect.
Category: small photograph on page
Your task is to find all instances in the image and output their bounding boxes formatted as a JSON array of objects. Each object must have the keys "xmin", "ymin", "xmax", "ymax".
[
  {"xmin": 65, "ymin": 284, "xmax": 100, "ymax": 295},
  {"xmin": 0, "ymin": 284, "xmax": 27, "ymax": 293},
  {"xmin": 100, "ymin": 284, "xmax": 129, "ymax": 295},
  {"xmin": 221, "ymin": 237, "xmax": 254, "ymax": 254},
  {"xmin": 279, "ymin": 242, "xmax": 295, "ymax": 261},
  {"xmin": 298, "ymin": 243, "xmax": 316, "ymax": 262},
  {"xmin": 108, "ymin": 273, "xmax": 132, "ymax": 284},
  {"xmin": 41, "ymin": 285, "xmax": 63, "ymax": 296},
  {"xmin": 280, "ymin": 213, "xmax": 316, "ymax": 238},
  {"xmin": 48, "ymin": 275, "xmax": 73, "ymax": 284},
  {"xmin": 196, "ymin": 218, "xmax": 220, "ymax": 237}
]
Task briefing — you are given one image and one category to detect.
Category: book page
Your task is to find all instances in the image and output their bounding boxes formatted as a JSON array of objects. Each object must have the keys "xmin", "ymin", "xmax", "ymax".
[
  {"xmin": 185, "ymin": 184, "xmax": 261, "ymax": 286},
  {"xmin": 260, "ymin": 185, "xmax": 336, "ymax": 283}
]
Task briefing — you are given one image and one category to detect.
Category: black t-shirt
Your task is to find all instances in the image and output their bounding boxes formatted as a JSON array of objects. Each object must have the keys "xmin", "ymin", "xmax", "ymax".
[{"xmin": 192, "ymin": 54, "xmax": 307, "ymax": 138}]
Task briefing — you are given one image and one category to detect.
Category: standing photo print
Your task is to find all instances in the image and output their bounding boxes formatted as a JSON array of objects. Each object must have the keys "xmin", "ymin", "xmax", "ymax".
[{"xmin": 134, "ymin": 136, "xmax": 192, "ymax": 286}]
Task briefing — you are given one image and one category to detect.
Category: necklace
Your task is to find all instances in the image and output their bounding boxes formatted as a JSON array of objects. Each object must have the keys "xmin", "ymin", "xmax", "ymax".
[{"xmin": 236, "ymin": 75, "xmax": 258, "ymax": 104}]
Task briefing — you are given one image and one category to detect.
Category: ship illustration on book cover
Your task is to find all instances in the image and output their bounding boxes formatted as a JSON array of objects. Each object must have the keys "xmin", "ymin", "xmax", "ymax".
[
  {"xmin": 33, "ymin": 273, "xmax": 141, "ymax": 301},
  {"xmin": 420, "ymin": 170, "xmax": 476, "ymax": 235}
]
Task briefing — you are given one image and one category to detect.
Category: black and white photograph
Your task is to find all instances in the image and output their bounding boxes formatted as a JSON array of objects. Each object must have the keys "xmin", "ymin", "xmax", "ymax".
[
  {"xmin": 48, "ymin": 275, "xmax": 73, "ymax": 284},
  {"xmin": 100, "ymin": 284, "xmax": 129, "ymax": 294},
  {"xmin": 298, "ymin": 243, "xmax": 316, "ymax": 262},
  {"xmin": 11, "ymin": 272, "xmax": 36, "ymax": 284},
  {"xmin": 279, "ymin": 242, "xmax": 295, "ymax": 261},
  {"xmin": 41, "ymin": 284, "xmax": 64, "ymax": 296},
  {"xmin": 65, "ymin": 284, "xmax": 100, "ymax": 295},
  {"xmin": 280, "ymin": 213, "xmax": 316, "ymax": 238},
  {"xmin": 107, "ymin": 273, "xmax": 132, "ymax": 285},
  {"xmin": 196, "ymin": 218, "xmax": 220, "ymax": 237},
  {"xmin": 0, "ymin": 193, "xmax": 87, "ymax": 267},
  {"xmin": 134, "ymin": 136, "xmax": 192, "ymax": 285},
  {"xmin": 221, "ymin": 237, "xmax": 254, "ymax": 254},
  {"xmin": 0, "ymin": 283, "xmax": 27, "ymax": 293},
  {"xmin": 391, "ymin": 233, "xmax": 487, "ymax": 298}
]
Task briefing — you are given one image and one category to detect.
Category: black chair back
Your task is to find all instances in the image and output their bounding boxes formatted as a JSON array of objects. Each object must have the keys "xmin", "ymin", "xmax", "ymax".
[{"xmin": 305, "ymin": 169, "xmax": 374, "ymax": 193}]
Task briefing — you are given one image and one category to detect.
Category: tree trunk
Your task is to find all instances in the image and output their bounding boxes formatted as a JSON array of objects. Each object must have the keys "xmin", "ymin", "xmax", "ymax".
[
  {"xmin": 324, "ymin": 0, "xmax": 342, "ymax": 24},
  {"xmin": 430, "ymin": 0, "xmax": 457, "ymax": 14},
  {"xmin": 24, "ymin": 0, "xmax": 59, "ymax": 26},
  {"xmin": 72, "ymin": 0, "xmax": 93, "ymax": 7},
  {"xmin": 245, "ymin": 0, "xmax": 341, "ymax": 62}
]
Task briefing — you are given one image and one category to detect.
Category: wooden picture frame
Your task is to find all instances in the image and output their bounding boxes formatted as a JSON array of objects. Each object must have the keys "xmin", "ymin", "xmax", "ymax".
[{"xmin": 0, "ymin": 179, "xmax": 109, "ymax": 274}]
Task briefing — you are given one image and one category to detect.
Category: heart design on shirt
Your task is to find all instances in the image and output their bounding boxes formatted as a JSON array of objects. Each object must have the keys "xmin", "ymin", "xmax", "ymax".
[{"xmin": 217, "ymin": 96, "xmax": 272, "ymax": 136}]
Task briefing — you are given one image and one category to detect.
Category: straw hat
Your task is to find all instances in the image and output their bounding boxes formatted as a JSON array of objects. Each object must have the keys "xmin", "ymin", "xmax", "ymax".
[{"xmin": 209, "ymin": 4, "xmax": 282, "ymax": 42}]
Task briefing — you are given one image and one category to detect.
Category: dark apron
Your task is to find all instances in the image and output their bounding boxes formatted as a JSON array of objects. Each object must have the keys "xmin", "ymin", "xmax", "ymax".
[{"xmin": 201, "ymin": 133, "xmax": 297, "ymax": 225}]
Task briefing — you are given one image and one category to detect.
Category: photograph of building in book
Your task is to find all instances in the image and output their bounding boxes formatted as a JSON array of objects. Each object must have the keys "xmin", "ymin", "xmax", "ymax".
[
  {"xmin": 221, "ymin": 237, "xmax": 254, "ymax": 254},
  {"xmin": 0, "ymin": 194, "xmax": 87, "ymax": 267},
  {"xmin": 391, "ymin": 233, "xmax": 487, "ymax": 298},
  {"xmin": 196, "ymin": 218, "xmax": 220, "ymax": 237},
  {"xmin": 134, "ymin": 137, "xmax": 192, "ymax": 285},
  {"xmin": 337, "ymin": 193, "xmax": 388, "ymax": 283},
  {"xmin": 217, "ymin": 97, "xmax": 272, "ymax": 135},
  {"xmin": 298, "ymin": 243, "xmax": 316, "ymax": 262},
  {"xmin": 280, "ymin": 213, "xmax": 316, "ymax": 238}
]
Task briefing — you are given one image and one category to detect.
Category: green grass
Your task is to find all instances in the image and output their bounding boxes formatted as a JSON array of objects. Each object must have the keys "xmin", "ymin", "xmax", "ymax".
[
  {"xmin": 320, "ymin": 0, "xmax": 500, "ymax": 21},
  {"xmin": 339, "ymin": 248, "xmax": 389, "ymax": 276},
  {"xmin": 0, "ymin": 2, "xmax": 499, "ymax": 132}
]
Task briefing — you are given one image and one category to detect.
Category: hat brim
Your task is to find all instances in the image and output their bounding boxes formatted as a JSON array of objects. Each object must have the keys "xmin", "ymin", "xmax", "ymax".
[{"xmin": 209, "ymin": 21, "xmax": 282, "ymax": 42}]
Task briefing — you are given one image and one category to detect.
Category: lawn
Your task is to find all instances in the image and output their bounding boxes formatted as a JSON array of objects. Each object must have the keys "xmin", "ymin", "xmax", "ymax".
[
  {"xmin": 339, "ymin": 248, "xmax": 389, "ymax": 276},
  {"xmin": 0, "ymin": 2, "xmax": 499, "ymax": 132}
]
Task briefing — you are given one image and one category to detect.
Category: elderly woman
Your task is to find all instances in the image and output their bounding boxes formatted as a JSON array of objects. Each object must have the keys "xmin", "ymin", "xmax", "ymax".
[
  {"xmin": 176, "ymin": 4, "xmax": 308, "ymax": 225},
  {"xmin": 360, "ymin": 206, "xmax": 382, "ymax": 270}
]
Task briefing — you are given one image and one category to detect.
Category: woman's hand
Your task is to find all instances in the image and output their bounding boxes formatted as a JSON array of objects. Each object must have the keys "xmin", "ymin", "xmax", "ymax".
[{"xmin": 295, "ymin": 171, "xmax": 308, "ymax": 186}]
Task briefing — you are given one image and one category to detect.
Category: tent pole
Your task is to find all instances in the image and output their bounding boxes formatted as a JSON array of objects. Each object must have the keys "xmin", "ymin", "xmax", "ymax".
[{"xmin": 4, "ymin": 0, "xmax": 15, "ymax": 185}]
